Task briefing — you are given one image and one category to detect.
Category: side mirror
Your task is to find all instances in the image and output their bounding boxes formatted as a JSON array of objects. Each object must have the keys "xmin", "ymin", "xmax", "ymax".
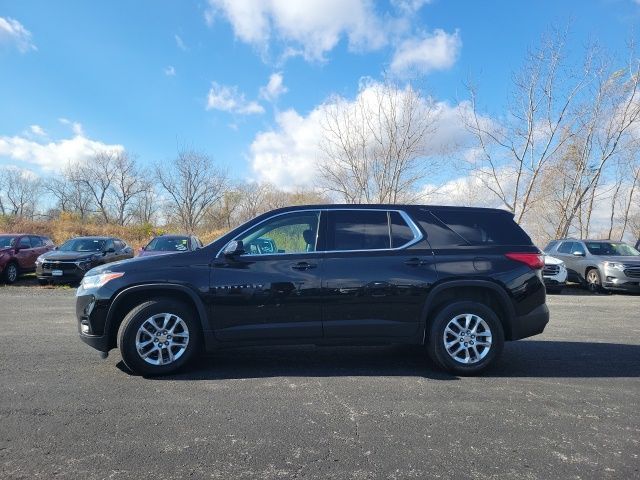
[
  {"xmin": 572, "ymin": 251, "xmax": 585, "ymax": 257},
  {"xmin": 223, "ymin": 240, "xmax": 245, "ymax": 257}
]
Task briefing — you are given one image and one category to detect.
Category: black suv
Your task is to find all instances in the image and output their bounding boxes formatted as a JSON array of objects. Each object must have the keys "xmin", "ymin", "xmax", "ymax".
[{"xmin": 76, "ymin": 205, "xmax": 549, "ymax": 376}]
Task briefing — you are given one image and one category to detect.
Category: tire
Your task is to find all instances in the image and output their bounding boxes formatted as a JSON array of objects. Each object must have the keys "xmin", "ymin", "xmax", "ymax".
[
  {"xmin": 3, "ymin": 262, "xmax": 19, "ymax": 284},
  {"xmin": 585, "ymin": 268, "xmax": 602, "ymax": 293},
  {"xmin": 427, "ymin": 301, "xmax": 505, "ymax": 376},
  {"xmin": 117, "ymin": 299, "xmax": 201, "ymax": 376}
]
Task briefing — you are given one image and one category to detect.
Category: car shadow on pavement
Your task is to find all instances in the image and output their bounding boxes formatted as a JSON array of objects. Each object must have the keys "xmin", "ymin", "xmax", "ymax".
[{"xmin": 133, "ymin": 340, "xmax": 640, "ymax": 381}]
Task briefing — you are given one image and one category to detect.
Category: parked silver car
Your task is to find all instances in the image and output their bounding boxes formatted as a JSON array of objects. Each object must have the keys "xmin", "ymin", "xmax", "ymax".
[{"xmin": 544, "ymin": 239, "xmax": 640, "ymax": 293}]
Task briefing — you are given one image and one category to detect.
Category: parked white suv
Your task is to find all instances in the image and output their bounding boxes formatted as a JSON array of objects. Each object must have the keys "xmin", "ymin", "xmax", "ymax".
[{"xmin": 542, "ymin": 255, "xmax": 567, "ymax": 293}]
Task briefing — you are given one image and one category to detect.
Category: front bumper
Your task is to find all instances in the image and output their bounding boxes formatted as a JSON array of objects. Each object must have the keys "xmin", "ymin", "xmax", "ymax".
[
  {"xmin": 76, "ymin": 290, "xmax": 111, "ymax": 352},
  {"xmin": 510, "ymin": 303, "xmax": 549, "ymax": 340},
  {"xmin": 36, "ymin": 263, "xmax": 89, "ymax": 282},
  {"xmin": 602, "ymin": 267, "xmax": 640, "ymax": 292}
]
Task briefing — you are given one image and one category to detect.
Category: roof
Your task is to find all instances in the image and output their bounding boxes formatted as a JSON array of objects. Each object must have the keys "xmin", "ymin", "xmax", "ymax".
[{"xmin": 264, "ymin": 204, "xmax": 512, "ymax": 214}]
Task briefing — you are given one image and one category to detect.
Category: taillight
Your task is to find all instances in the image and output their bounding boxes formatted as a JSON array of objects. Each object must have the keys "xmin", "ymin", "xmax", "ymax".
[{"xmin": 505, "ymin": 252, "xmax": 544, "ymax": 270}]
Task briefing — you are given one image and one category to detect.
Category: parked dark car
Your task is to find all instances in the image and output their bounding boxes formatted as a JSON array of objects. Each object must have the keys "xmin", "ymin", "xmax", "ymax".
[
  {"xmin": 0, "ymin": 234, "xmax": 55, "ymax": 284},
  {"xmin": 76, "ymin": 205, "xmax": 549, "ymax": 376},
  {"xmin": 138, "ymin": 234, "xmax": 202, "ymax": 257},
  {"xmin": 544, "ymin": 238, "xmax": 640, "ymax": 293},
  {"xmin": 37, "ymin": 236, "xmax": 133, "ymax": 284}
]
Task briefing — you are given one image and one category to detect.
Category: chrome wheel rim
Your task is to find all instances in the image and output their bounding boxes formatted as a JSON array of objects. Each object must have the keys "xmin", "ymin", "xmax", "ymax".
[
  {"xmin": 7, "ymin": 264, "xmax": 17, "ymax": 282},
  {"xmin": 135, "ymin": 313, "xmax": 190, "ymax": 366},
  {"xmin": 443, "ymin": 313, "xmax": 492, "ymax": 364},
  {"xmin": 587, "ymin": 270, "xmax": 599, "ymax": 288}
]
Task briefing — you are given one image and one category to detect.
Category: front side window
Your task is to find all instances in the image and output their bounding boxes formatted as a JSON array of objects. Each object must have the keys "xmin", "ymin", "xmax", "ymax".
[
  {"xmin": 557, "ymin": 242, "xmax": 574, "ymax": 254},
  {"xmin": 30, "ymin": 236, "xmax": 43, "ymax": 248},
  {"xmin": 236, "ymin": 211, "xmax": 320, "ymax": 255},
  {"xmin": 327, "ymin": 210, "xmax": 390, "ymax": 251},
  {"xmin": 18, "ymin": 237, "xmax": 32, "ymax": 249},
  {"xmin": 585, "ymin": 242, "xmax": 639, "ymax": 256}
]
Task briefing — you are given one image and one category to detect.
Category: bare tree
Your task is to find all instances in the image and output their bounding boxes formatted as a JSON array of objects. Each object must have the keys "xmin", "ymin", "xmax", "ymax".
[
  {"xmin": 319, "ymin": 78, "xmax": 439, "ymax": 203},
  {"xmin": 111, "ymin": 154, "xmax": 149, "ymax": 226},
  {"xmin": 0, "ymin": 168, "xmax": 43, "ymax": 218},
  {"xmin": 68, "ymin": 151, "xmax": 120, "ymax": 223},
  {"xmin": 464, "ymin": 30, "xmax": 587, "ymax": 223},
  {"xmin": 155, "ymin": 149, "xmax": 227, "ymax": 232}
]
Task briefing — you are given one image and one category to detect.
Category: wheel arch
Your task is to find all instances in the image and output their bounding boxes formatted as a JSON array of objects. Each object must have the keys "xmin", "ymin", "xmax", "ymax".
[
  {"xmin": 105, "ymin": 284, "xmax": 209, "ymax": 350},
  {"xmin": 422, "ymin": 280, "xmax": 516, "ymax": 341}
]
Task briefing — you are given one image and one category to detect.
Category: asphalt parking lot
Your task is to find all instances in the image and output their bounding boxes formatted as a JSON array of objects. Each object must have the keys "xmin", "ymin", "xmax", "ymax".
[{"xmin": 0, "ymin": 284, "xmax": 639, "ymax": 479}]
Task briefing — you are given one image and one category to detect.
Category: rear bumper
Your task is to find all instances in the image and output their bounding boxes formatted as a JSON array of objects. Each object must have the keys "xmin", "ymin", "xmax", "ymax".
[{"xmin": 510, "ymin": 303, "xmax": 549, "ymax": 340}]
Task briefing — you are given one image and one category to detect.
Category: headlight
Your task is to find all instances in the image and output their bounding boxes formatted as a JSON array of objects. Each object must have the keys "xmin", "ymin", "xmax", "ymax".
[
  {"xmin": 604, "ymin": 262, "xmax": 624, "ymax": 270},
  {"xmin": 35, "ymin": 255, "xmax": 44, "ymax": 264},
  {"xmin": 80, "ymin": 272, "xmax": 124, "ymax": 289}
]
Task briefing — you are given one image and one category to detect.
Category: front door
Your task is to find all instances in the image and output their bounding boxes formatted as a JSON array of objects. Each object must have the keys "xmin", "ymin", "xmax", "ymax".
[
  {"xmin": 321, "ymin": 209, "xmax": 436, "ymax": 339},
  {"xmin": 210, "ymin": 210, "xmax": 324, "ymax": 341}
]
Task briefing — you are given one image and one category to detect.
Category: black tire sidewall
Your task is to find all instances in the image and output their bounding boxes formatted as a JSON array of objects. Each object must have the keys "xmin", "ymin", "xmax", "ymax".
[
  {"xmin": 428, "ymin": 301, "xmax": 504, "ymax": 375},
  {"xmin": 118, "ymin": 299, "xmax": 201, "ymax": 376}
]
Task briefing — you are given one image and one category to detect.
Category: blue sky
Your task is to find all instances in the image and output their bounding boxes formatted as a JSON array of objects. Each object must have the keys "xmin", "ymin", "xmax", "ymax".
[{"xmin": 1, "ymin": 0, "xmax": 638, "ymax": 187}]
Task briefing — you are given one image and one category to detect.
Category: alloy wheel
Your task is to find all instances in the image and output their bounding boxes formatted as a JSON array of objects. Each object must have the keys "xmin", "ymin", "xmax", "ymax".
[
  {"xmin": 6, "ymin": 264, "xmax": 17, "ymax": 283},
  {"xmin": 586, "ymin": 269, "xmax": 600, "ymax": 292},
  {"xmin": 442, "ymin": 313, "xmax": 492, "ymax": 364},
  {"xmin": 135, "ymin": 313, "xmax": 190, "ymax": 366}
]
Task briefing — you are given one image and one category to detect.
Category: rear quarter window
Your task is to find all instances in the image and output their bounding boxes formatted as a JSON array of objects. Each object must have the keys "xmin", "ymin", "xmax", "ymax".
[{"xmin": 432, "ymin": 210, "xmax": 532, "ymax": 246}]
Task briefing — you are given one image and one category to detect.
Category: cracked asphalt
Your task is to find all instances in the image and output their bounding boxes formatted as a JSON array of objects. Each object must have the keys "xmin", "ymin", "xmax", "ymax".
[{"xmin": 0, "ymin": 285, "xmax": 639, "ymax": 479}]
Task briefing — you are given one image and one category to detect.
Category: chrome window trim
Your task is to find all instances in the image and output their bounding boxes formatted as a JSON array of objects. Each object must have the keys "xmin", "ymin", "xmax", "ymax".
[{"xmin": 216, "ymin": 208, "xmax": 424, "ymax": 258}]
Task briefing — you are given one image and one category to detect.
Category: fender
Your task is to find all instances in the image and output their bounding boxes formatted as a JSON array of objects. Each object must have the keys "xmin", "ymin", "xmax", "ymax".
[
  {"xmin": 105, "ymin": 283, "xmax": 210, "ymax": 341},
  {"xmin": 420, "ymin": 278, "xmax": 516, "ymax": 331}
]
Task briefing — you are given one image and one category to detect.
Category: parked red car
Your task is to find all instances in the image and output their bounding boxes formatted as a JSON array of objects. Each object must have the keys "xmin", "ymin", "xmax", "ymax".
[{"xmin": 0, "ymin": 234, "xmax": 55, "ymax": 284}]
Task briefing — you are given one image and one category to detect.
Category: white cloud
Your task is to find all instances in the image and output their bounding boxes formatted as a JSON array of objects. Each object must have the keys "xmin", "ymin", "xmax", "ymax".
[
  {"xmin": 249, "ymin": 80, "xmax": 478, "ymax": 189},
  {"xmin": 391, "ymin": 0, "xmax": 432, "ymax": 13},
  {"xmin": 390, "ymin": 29, "xmax": 461, "ymax": 76},
  {"xmin": 29, "ymin": 125, "xmax": 47, "ymax": 137},
  {"xmin": 259, "ymin": 72, "xmax": 287, "ymax": 101},
  {"xmin": 0, "ymin": 123, "xmax": 124, "ymax": 171},
  {"xmin": 206, "ymin": 82, "xmax": 265, "ymax": 115},
  {"xmin": 58, "ymin": 118, "xmax": 84, "ymax": 136},
  {"xmin": 0, "ymin": 17, "xmax": 36, "ymax": 53},
  {"xmin": 164, "ymin": 65, "xmax": 176, "ymax": 76},
  {"xmin": 205, "ymin": 0, "xmax": 387, "ymax": 61},
  {"xmin": 174, "ymin": 34, "xmax": 187, "ymax": 51}
]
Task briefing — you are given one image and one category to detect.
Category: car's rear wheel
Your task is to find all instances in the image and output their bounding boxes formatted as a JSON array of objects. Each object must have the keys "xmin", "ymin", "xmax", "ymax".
[
  {"xmin": 117, "ymin": 299, "xmax": 200, "ymax": 376},
  {"xmin": 585, "ymin": 268, "xmax": 602, "ymax": 293},
  {"xmin": 3, "ymin": 262, "xmax": 18, "ymax": 284},
  {"xmin": 427, "ymin": 301, "xmax": 504, "ymax": 375}
]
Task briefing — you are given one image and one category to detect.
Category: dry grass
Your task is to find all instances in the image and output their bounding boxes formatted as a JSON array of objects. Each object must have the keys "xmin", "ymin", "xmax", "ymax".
[{"xmin": 0, "ymin": 214, "xmax": 229, "ymax": 250}]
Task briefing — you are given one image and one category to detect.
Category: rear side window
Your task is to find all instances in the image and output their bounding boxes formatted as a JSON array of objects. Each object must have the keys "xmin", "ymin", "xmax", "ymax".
[
  {"xmin": 327, "ymin": 210, "xmax": 390, "ymax": 251},
  {"xmin": 411, "ymin": 210, "xmax": 469, "ymax": 248},
  {"xmin": 390, "ymin": 212, "xmax": 415, "ymax": 248},
  {"xmin": 30, "ymin": 236, "xmax": 43, "ymax": 247},
  {"xmin": 431, "ymin": 210, "xmax": 532, "ymax": 246}
]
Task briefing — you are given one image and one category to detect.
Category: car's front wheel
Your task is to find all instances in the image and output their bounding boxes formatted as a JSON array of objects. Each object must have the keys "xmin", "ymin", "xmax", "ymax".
[
  {"xmin": 585, "ymin": 268, "xmax": 603, "ymax": 293},
  {"xmin": 427, "ymin": 301, "xmax": 504, "ymax": 375},
  {"xmin": 117, "ymin": 299, "xmax": 201, "ymax": 376},
  {"xmin": 3, "ymin": 262, "xmax": 19, "ymax": 284}
]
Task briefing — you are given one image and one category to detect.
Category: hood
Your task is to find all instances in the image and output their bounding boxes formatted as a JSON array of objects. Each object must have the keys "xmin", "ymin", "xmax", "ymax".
[
  {"xmin": 596, "ymin": 255, "xmax": 640, "ymax": 265},
  {"xmin": 544, "ymin": 255, "xmax": 564, "ymax": 266},
  {"xmin": 41, "ymin": 250, "xmax": 101, "ymax": 262}
]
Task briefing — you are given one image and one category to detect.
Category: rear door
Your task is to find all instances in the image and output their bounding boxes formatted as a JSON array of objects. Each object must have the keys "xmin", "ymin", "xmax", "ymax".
[{"xmin": 321, "ymin": 209, "xmax": 436, "ymax": 339}]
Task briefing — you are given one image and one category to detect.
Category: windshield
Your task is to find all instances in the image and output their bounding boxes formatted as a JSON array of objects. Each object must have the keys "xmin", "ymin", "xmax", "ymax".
[
  {"xmin": 0, "ymin": 236, "xmax": 16, "ymax": 248},
  {"xmin": 146, "ymin": 236, "xmax": 189, "ymax": 252},
  {"xmin": 585, "ymin": 242, "xmax": 640, "ymax": 256},
  {"xmin": 59, "ymin": 238, "xmax": 106, "ymax": 252}
]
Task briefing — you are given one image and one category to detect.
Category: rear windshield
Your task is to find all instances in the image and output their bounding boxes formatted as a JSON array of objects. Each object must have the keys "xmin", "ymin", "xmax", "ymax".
[{"xmin": 415, "ymin": 209, "xmax": 532, "ymax": 247}]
